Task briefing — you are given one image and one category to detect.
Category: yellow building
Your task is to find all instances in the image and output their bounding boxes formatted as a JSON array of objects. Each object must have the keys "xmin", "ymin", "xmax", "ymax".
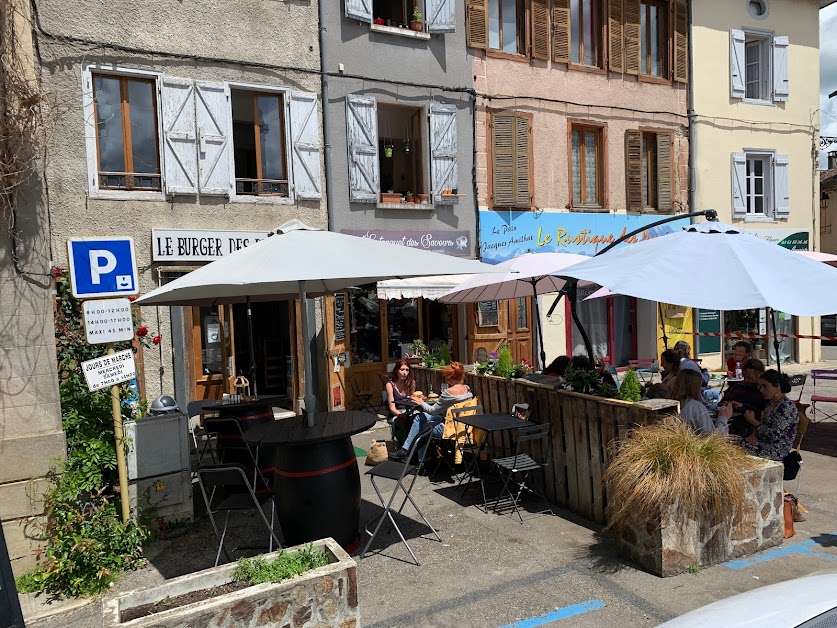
[{"xmin": 691, "ymin": 0, "xmax": 834, "ymax": 368}]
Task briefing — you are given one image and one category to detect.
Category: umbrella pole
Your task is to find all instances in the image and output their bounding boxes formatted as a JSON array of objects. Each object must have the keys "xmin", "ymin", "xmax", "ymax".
[
  {"xmin": 530, "ymin": 280, "xmax": 546, "ymax": 371},
  {"xmin": 246, "ymin": 297, "xmax": 259, "ymax": 397},
  {"xmin": 658, "ymin": 302, "xmax": 669, "ymax": 350},
  {"xmin": 298, "ymin": 282, "xmax": 317, "ymax": 426},
  {"xmin": 567, "ymin": 280, "xmax": 594, "ymax": 363},
  {"xmin": 769, "ymin": 307, "xmax": 782, "ymax": 375}
]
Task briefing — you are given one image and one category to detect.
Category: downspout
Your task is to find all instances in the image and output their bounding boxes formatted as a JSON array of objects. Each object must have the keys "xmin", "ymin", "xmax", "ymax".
[
  {"xmin": 317, "ymin": 0, "xmax": 335, "ymax": 230},
  {"xmin": 687, "ymin": 0, "xmax": 696, "ymax": 222}
]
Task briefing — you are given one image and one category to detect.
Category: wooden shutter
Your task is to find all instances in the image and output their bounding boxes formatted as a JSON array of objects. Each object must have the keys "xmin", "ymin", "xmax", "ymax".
[
  {"xmin": 624, "ymin": 0, "xmax": 640, "ymax": 75},
  {"xmin": 491, "ymin": 114, "xmax": 530, "ymax": 209},
  {"xmin": 429, "ymin": 104, "xmax": 458, "ymax": 203},
  {"xmin": 625, "ymin": 130, "xmax": 642, "ymax": 212},
  {"xmin": 346, "ymin": 94, "xmax": 379, "ymax": 203},
  {"xmin": 466, "ymin": 0, "xmax": 488, "ymax": 49},
  {"xmin": 427, "ymin": 0, "xmax": 456, "ymax": 33},
  {"xmin": 515, "ymin": 116, "xmax": 531, "ymax": 208},
  {"xmin": 731, "ymin": 152, "xmax": 747, "ymax": 218},
  {"xmin": 194, "ymin": 82, "xmax": 231, "ymax": 196},
  {"xmin": 773, "ymin": 35, "xmax": 789, "ymax": 102},
  {"xmin": 730, "ymin": 29, "xmax": 746, "ymax": 99},
  {"xmin": 673, "ymin": 1, "xmax": 688, "ymax": 84},
  {"xmin": 656, "ymin": 133, "xmax": 672, "ymax": 212},
  {"xmin": 774, "ymin": 154, "xmax": 790, "ymax": 217},
  {"xmin": 609, "ymin": 0, "xmax": 625, "ymax": 73},
  {"xmin": 290, "ymin": 91, "xmax": 322, "ymax": 200},
  {"xmin": 531, "ymin": 0, "xmax": 550, "ymax": 60},
  {"xmin": 161, "ymin": 77, "xmax": 198, "ymax": 195},
  {"xmin": 345, "ymin": 0, "xmax": 372, "ymax": 23},
  {"xmin": 552, "ymin": 0, "xmax": 571, "ymax": 63}
]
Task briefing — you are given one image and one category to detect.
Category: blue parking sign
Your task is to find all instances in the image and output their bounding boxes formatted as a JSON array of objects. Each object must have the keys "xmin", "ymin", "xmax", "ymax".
[{"xmin": 67, "ymin": 237, "xmax": 139, "ymax": 298}]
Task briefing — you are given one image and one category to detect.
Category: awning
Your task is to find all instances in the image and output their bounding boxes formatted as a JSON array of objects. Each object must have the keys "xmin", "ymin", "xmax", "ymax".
[{"xmin": 377, "ymin": 274, "xmax": 473, "ymax": 300}]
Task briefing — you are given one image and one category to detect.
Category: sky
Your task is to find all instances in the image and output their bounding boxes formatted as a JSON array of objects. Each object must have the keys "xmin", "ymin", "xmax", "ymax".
[{"xmin": 821, "ymin": 3, "xmax": 837, "ymax": 168}]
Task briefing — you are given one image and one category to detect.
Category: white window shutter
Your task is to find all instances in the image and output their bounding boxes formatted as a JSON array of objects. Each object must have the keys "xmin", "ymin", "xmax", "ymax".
[
  {"xmin": 194, "ymin": 82, "xmax": 232, "ymax": 196},
  {"xmin": 730, "ymin": 29, "xmax": 746, "ymax": 100},
  {"xmin": 346, "ymin": 94, "xmax": 379, "ymax": 203},
  {"xmin": 161, "ymin": 77, "xmax": 198, "ymax": 195},
  {"xmin": 774, "ymin": 154, "xmax": 790, "ymax": 218},
  {"xmin": 345, "ymin": 0, "xmax": 372, "ymax": 22},
  {"xmin": 731, "ymin": 152, "xmax": 747, "ymax": 218},
  {"xmin": 427, "ymin": 0, "xmax": 456, "ymax": 33},
  {"xmin": 772, "ymin": 35, "xmax": 789, "ymax": 102},
  {"xmin": 290, "ymin": 91, "xmax": 322, "ymax": 200},
  {"xmin": 429, "ymin": 104, "xmax": 458, "ymax": 203}
]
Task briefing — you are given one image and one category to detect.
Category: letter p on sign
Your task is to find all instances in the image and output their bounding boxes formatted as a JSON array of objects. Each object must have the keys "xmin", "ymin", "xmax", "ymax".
[
  {"xmin": 67, "ymin": 237, "xmax": 139, "ymax": 298},
  {"xmin": 89, "ymin": 250, "xmax": 117, "ymax": 284}
]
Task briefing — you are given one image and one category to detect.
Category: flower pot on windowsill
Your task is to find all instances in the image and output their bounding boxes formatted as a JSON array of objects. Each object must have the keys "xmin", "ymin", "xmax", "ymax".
[
  {"xmin": 381, "ymin": 192, "xmax": 401, "ymax": 204},
  {"xmin": 418, "ymin": 193, "xmax": 430, "ymax": 204},
  {"xmin": 410, "ymin": 20, "xmax": 424, "ymax": 31}
]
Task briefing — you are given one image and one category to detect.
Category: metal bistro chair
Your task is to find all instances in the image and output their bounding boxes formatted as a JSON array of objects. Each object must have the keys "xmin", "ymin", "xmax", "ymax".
[
  {"xmin": 810, "ymin": 370, "xmax": 837, "ymax": 423},
  {"xmin": 361, "ymin": 425, "xmax": 441, "ymax": 565},
  {"xmin": 186, "ymin": 399, "xmax": 217, "ymax": 467},
  {"xmin": 202, "ymin": 416, "xmax": 273, "ymax": 495},
  {"xmin": 350, "ymin": 378, "xmax": 378, "ymax": 414},
  {"xmin": 490, "ymin": 423, "xmax": 554, "ymax": 523},
  {"xmin": 197, "ymin": 464, "xmax": 284, "ymax": 567}
]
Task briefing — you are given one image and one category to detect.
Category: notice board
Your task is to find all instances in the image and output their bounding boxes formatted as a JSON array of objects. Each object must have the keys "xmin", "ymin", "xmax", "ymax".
[{"xmin": 697, "ymin": 309, "xmax": 722, "ymax": 354}]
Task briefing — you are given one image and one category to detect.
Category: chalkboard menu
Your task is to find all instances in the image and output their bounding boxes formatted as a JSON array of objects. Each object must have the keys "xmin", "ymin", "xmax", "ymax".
[
  {"xmin": 697, "ymin": 309, "xmax": 721, "ymax": 354},
  {"xmin": 334, "ymin": 293, "xmax": 346, "ymax": 342},
  {"xmin": 477, "ymin": 301, "xmax": 500, "ymax": 327}
]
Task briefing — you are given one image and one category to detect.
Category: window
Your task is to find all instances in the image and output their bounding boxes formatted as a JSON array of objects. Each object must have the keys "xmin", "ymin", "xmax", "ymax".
[
  {"xmin": 231, "ymin": 90, "xmax": 289, "ymax": 197},
  {"xmin": 731, "ymin": 151, "xmax": 789, "ymax": 220},
  {"xmin": 516, "ymin": 297, "xmax": 528, "ymax": 329},
  {"xmin": 570, "ymin": 124, "xmax": 603, "ymax": 207},
  {"xmin": 372, "ymin": 0, "xmax": 412, "ymax": 26},
  {"xmin": 92, "ymin": 74, "xmax": 161, "ymax": 191},
  {"xmin": 387, "ymin": 299, "xmax": 420, "ymax": 360},
  {"xmin": 348, "ymin": 0, "xmax": 455, "ymax": 33},
  {"xmin": 350, "ymin": 287, "xmax": 383, "ymax": 364},
  {"xmin": 488, "ymin": 0, "xmax": 524, "ymax": 54},
  {"xmin": 640, "ymin": 1, "xmax": 666, "ymax": 77},
  {"xmin": 822, "ymin": 198, "xmax": 833, "ymax": 235},
  {"xmin": 730, "ymin": 29, "xmax": 788, "ymax": 103},
  {"xmin": 626, "ymin": 130, "xmax": 672, "ymax": 212},
  {"xmin": 571, "ymin": 0, "xmax": 600, "ymax": 66},
  {"xmin": 490, "ymin": 112, "xmax": 531, "ymax": 209},
  {"xmin": 378, "ymin": 103, "xmax": 425, "ymax": 198},
  {"xmin": 745, "ymin": 34, "xmax": 770, "ymax": 100}
]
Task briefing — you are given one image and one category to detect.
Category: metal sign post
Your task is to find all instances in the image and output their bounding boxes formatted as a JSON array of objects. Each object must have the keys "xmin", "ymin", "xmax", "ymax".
[{"xmin": 108, "ymin": 344, "xmax": 132, "ymax": 523}]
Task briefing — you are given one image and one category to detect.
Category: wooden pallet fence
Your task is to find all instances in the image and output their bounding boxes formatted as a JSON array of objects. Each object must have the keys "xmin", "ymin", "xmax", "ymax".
[{"xmin": 413, "ymin": 367, "xmax": 678, "ymax": 524}]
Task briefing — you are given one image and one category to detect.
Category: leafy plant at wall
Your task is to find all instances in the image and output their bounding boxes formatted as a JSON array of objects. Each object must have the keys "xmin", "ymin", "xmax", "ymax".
[
  {"xmin": 476, "ymin": 347, "xmax": 532, "ymax": 380},
  {"xmin": 562, "ymin": 366, "xmax": 617, "ymax": 399},
  {"xmin": 16, "ymin": 273, "xmax": 151, "ymax": 597},
  {"xmin": 617, "ymin": 368, "xmax": 642, "ymax": 403}
]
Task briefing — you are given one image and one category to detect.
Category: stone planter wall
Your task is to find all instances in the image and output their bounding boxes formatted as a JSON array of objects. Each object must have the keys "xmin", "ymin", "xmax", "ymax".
[
  {"xmin": 614, "ymin": 459, "xmax": 784, "ymax": 576},
  {"xmin": 103, "ymin": 538, "xmax": 359, "ymax": 627}
]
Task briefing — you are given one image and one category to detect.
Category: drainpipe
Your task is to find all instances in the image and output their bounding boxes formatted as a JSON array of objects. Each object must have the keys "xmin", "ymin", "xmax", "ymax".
[
  {"xmin": 317, "ymin": 0, "xmax": 335, "ymax": 230},
  {"xmin": 687, "ymin": 0, "xmax": 697, "ymax": 223}
]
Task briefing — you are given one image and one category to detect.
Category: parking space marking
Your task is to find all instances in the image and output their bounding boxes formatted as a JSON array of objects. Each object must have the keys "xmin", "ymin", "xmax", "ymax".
[
  {"xmin": 498, "ymin": 599, "xmax": 606, "ymax": 628},
  {"xmin": 724, "ymin": 539, "xmax": 837, "ymax": 570}
]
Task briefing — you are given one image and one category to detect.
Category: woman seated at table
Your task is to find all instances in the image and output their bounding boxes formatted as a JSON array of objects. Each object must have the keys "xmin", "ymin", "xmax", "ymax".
[
  {"xmin": 739, "ymin": 369, "xmax": 799, "ymax": 462},
  {"xmin": 385, "ymin": 359, "xmax": 416, "ymax": 444},
  {"xmin": 388, "ymin": 361, "xmax": 473, "ymax": 462},
  {"xmin": 671, "ymin": 369, "xmax": 732, "ymax": 435},
  {"xmin": 659, "ymin": 349, "xmax": 681, "ymax": 390}
]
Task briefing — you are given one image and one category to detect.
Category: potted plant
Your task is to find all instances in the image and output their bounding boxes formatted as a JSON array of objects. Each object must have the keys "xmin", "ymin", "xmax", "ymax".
[
  {"xmin": 405, "ymin": 191, "xmax": 413, "ymax": 203},
  {"xmin": 373, "ymin": 17, "xmax": 385, "ymax": 25},
  {"xmin": 381, "ymin": 190, "xmax": 401, "ymax": 204},
  {"xmin": 418, "ymin": 193, "xmax": 430, "ymax": 204},
  {"xmin": 383, "ymin": 143, "xmax": 394, "ymax": 158},
  {"xmin": 410, "ymin": 7, "xmax": 423, "ymax": 31}
]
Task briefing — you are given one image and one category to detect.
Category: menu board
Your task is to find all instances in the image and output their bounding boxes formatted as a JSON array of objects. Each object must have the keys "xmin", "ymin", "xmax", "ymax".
[
  {"xmin": 334, "ymin": 293, "xmax": 346, "ymax": 342},
  {"xmin": 477, "ymin": 301, "xmax": 500, "ymax": 327},
  {"xmin": 697, "ymin": 309, "xmax": 721, "ymax": 354}
]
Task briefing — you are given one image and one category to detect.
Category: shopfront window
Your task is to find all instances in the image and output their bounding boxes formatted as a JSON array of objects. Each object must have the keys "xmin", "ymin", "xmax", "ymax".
[
  {"xmin": 387, "ymin": 298, "xmax": 420, "ymax": 361},
  {"xmin": 199, "ymin": 307, "xmax": 223, "ymax": 375},
  {"xmin": 424, "ymin": 301, "xmax": 454, "ymax": 355},
  {"xmin": 723, "ymin": 309, "xmax": 770, "ymax": 363},
  {"xmin": 350, "ymin": 288, "xmax": 382, "ymax": 364}
]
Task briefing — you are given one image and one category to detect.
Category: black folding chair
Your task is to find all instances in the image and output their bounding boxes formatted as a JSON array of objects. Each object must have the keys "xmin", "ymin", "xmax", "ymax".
[
  {"xmin": 186, "ymin": 399, "xmax": 217, "ymax": 467},
  {"xmin": 196, "ymin": 463, "xmax": 283, "ymax": 566},
  {"xmin": 361, "ymin": 425, "xmax": 441, "ymax": 565},
  {"xmin": 350, "ymin": 378, "xmax": 377, "ymax": 413},
  {"xmin": 490, "ymin": 423, "xmax": 554, "ymax": 523},
  {"xmin": 202, "ymin": 417, "xmax": 272, "ymax": 494}
]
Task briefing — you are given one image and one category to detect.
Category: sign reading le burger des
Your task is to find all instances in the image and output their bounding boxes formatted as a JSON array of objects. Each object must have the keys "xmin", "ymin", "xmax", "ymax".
[{"xmin": 152, "ymin": 229, "xmax": 271, "ymax": 262}]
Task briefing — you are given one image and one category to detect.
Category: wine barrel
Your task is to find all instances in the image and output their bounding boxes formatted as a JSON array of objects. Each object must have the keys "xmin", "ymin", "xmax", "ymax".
[{"xmin": 270, "ymin": 437, "xmax": 361, "ymax": 551}]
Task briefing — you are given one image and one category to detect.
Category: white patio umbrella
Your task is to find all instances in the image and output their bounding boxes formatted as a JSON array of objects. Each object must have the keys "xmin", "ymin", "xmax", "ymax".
[
  {"xmin": 136, "ymin": 220, "xmax": 501, "ymax": 425},
  {"xmin": 438, "ymin": 252, "xmax": 590, "ymax": 369},
  {"xmin": 556, "ymin": 221, "xmax": 837, "ymax": 369}
]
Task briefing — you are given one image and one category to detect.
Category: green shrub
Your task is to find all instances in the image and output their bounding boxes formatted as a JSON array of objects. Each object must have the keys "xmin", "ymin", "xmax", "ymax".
[
  {"xmin": 494, "ymin": 346, "xmax": 514, "ymax": 379},
  {"xmin": 232, "ymin": 544, "xmax": 330, "ymax": 585},
  {"xmin": 617, "ymin": 368, "xmax": 642, "ymax": 403}
]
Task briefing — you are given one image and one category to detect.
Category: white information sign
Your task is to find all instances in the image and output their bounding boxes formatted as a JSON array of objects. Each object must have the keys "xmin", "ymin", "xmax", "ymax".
[
  {"xmin": 81, "ymin": 349, "xmax": 137, "ymax": 392},
  {"xmin": 82, "ymin": 298, "xmax": 134, "ymax": 344}
]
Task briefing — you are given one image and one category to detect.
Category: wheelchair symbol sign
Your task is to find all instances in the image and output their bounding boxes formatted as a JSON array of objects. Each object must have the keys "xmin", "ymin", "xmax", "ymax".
[{"xmin": 67, "ymin": 237, "xmax": 139, "ymax": 298}]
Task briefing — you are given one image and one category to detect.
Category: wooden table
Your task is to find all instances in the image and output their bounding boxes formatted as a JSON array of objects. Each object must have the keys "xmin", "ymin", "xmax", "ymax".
[{"xmin": 245, "ymin": 411, "xmax": 377, "ymax": 551}]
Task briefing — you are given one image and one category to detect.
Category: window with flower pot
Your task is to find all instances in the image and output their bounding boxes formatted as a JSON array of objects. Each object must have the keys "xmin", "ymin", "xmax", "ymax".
[
  {"xmin": 346, "ymin": 0, "xmax": 456, "ymax": 34},
  {"xmin": 378, "ymin": 102, "xmax": 426, "ymax": 202}
]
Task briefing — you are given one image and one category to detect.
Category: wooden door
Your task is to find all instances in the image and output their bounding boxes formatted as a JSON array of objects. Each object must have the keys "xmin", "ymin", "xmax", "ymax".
[
  {"xmin": 190, "ymin": 304, "xmax": 235, "ymax": 401},
  {"xmin": 324, "ymin": 293, "xmax": 349, "ymax": 410},
  {"xmin": 507, "ymin": 297, "xmax": 533, "ymax": 365},
  {"xmin": 466, "ymin": 298, "xmax": 533, "ymax": 365}
]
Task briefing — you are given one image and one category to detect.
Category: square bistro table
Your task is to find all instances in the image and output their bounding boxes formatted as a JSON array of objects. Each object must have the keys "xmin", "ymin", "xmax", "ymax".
[{"xmin": 452, "ymin": 412, "xmax": 536, "ymax": 512}]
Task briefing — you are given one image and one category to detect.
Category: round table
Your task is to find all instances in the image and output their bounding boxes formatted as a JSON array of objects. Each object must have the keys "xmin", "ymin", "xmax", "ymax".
[{"xmin": 244, "ymin": 411, "xmax": 377, "ymax": 551}]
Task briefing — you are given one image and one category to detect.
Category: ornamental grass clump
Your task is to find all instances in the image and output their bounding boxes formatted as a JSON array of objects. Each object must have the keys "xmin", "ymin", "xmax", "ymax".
[
  {"xmin": 232, "ymin": 544, "xmax": 330, "ymax": 586},
  {"xmin": 605, "ymin": 419, "xmax": 760, "ymax": 530}
]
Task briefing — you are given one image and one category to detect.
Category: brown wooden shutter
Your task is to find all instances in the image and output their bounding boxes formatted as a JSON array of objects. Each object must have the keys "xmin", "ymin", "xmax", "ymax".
[
  {"xmin": 466, "ymin": 0, "xmax": 488, "ymax": 49},
  {"xmin": 492, "ymin": 114, "xmax": 515, "ymax": 207},
  {"xmin": 531, "ymin": 0, "xmax": 551, "ymax": 60},
  {"xmin": 624, "ymin": 0, "xmax": 640, "ymax": 75},
  {"xmin": 656, "ymin": 133, "xmax": 673, "ymax": 211},
  {"xmin": 673, "ymin": 1, "xmax": 688, "ymax": 83},
  {"xmin": 625, "ymin": 129, "xmax": 642, "ymax": 212},
  {"xmin": 515, "ymin": 116, "xmax": 531, "ymax": 208},
  {"xmin": 608, "ymin": 0, "xmax": 625, "ymax": 72},
  {"xmin": 552, "ymin": 0, "xmax": 571, "ymax": 63}
]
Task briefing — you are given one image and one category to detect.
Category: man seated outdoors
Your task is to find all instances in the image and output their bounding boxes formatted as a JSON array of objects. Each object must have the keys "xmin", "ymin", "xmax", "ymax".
[
  {"xmin": 721, "ymin": 357, "xmax": 767, "ymax": 437},
  {"xmin": 726, "ymin": 340, "xmax": 752, "ymax": 377}
]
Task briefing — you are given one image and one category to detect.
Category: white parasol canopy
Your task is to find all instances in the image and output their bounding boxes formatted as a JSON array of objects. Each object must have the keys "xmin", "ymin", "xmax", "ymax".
[
  {"xmin": 136, "ymin": 220, "xmax": 500, "ymax": 422},
  {"xmin": 376, "ymin": 274, "xmax": 474, "ymax": 300},
  {"xmin": 556, "ymin": 221, "xmax": 837, "ymax": 316}
]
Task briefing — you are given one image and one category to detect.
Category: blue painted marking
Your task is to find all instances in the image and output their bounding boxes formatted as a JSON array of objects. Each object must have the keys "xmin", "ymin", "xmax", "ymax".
[
  {"xmin": 499, "ymin": 599, "xmax": 606, "ymax": 628},
  {"xmin": 724, "ymin": 539, "xmax": 837, "ymax": 570}
]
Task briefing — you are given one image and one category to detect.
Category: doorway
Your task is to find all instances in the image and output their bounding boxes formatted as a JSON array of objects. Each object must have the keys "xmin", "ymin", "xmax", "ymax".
[
  {"xmin": 232, "ymin": 301, "xmax": 293, "ymax": 398},
  {"xmin": 567, "ymin": 286, "xmax": 636, "ymax": 366}
]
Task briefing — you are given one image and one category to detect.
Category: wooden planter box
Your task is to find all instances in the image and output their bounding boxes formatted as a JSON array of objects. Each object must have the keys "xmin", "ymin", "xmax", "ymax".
[
  {"xmin": 412, "ymin": 367, "xmax": 678, "ymax": 524},
  {"xmin": 612, "ymin": 459, "xmax": 785, "ymax": 576},
  {"xmin": 103, "ymin": 538, "xmax": 359, "ymax": 628}
]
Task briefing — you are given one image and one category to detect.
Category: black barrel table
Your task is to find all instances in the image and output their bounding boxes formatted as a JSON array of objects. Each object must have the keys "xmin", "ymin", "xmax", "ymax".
[{"xmin": 244, "ymin": 411, "xmax": 377, "ymax": 552}]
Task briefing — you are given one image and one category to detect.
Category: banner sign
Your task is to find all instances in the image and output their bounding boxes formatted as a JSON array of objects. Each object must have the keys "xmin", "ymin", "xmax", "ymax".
[
  {"xmin": 478, "ymin": 211, "xmax": 691, "ymax": 263},
  {"xmin": 746, "ymin": 229, "xmax": 809, "ymax": 251},
  {"xmin": 152, "ymin": 229, "xmax": 270, "ymax": 261},
  {"xmin": 81, "ymin": 349, "xmax": 137, "ymax": 392},
  {"xmin": 341, "ymin": 229, "xmax": 471, "ymax": 257}
]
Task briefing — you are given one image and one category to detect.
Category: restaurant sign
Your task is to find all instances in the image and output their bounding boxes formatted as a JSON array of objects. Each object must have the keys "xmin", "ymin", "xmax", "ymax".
[
  {"xmin": 341, "ymin": 229, "xmax": 471, "ymax": 257},
  {"xmin": 746, "ymin": 229, "xmax": 809, "ymax": 251},
  {"xmin": 479, "ymin": 211, "xmax": 691, "ymax": 263},
  {"xmin": 152, "ymin": 229, "xmax": 270, "ymax": 262}
]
